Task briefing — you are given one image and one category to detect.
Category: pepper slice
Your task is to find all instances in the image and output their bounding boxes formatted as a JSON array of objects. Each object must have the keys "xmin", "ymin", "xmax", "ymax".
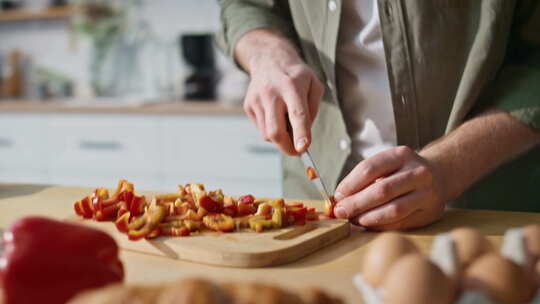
[
  {"xmin": 222, "ymin": 198, "xmax": 238, "ymax": 217},
  {"xmin": 129, "ymin": 195, "xmax": 146, "ymax": 216},
  {"xmin": 306, "ymin": 166, "xmax": 318, "ymax": 180},
  {"xmin": 248, "ymin": 216, "xmax": 274, "ymax": 233},
  {"xmin": 95, "ymin": 202, "xmax": 120, "ymax": 222},
  {"xmin": 325, "ymin": 196, "xmax": 337, "ymax": 218},
  {"xmin": 74, "ymin": 196, "xmax": 94, "ymax": 219},
  {"xmin": 127, "ymin": 201, "xmax": 166, "ymax": 241},
  {"xmin": 238, "ymin": 194, "xmax": 255, "ymax": 204},
  {"xmin": 199, "ymin": 195, "xmax": 223, "ymax": 213},
  {"xmin": 115, "ymin": 212, "xmax": 131, "ymax": 233},
  {"xmin": 203, "ymin": 214, "xmax": 235, "ymax": 232}
]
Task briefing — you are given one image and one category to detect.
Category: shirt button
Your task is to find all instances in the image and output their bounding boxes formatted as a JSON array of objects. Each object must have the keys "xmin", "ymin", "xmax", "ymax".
[
  {"xmin": 328, "ymin": 0, "xmax": 337, "ymax": 12},
  {"xmin": 339, "ymin": 139, "xmax": 348, "ymax": 151},
  {"xmin": 326, "ymin": 80, "xmax": 334, "ymax": 91}
]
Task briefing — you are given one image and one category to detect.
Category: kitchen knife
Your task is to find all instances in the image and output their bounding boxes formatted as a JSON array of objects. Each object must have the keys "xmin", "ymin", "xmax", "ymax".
[{"xmin": 300, "ymin": 150, "xmax": 336, "ymax": 218}]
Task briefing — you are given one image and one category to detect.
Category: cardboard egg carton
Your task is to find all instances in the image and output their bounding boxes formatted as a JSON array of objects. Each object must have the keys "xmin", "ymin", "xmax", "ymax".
[{"xmin": 352, "ymin": 228, "xmax": 540, "ymax": 304}]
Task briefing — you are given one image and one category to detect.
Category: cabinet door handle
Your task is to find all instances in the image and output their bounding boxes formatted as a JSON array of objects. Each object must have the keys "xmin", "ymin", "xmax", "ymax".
[
  {"xmin": 247, "ymin": 145, "xmax": 278, "ymax": 154},
  {"xmin": 0, "ymin": 137, "xmax": 14, "ymax": 148},
  {"xmin": 79, "ymin": 140, "xmax": 122, "ymax": 151}
]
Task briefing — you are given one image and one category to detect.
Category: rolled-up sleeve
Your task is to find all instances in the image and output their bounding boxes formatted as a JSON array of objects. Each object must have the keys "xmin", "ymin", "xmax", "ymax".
[
  {"xmin": 216, "ymin": 0, "xmax": 298, "ymax": 60},
  {"xmin": 476, "ymin": 0, "xmax": 540, "ymax": 130}
]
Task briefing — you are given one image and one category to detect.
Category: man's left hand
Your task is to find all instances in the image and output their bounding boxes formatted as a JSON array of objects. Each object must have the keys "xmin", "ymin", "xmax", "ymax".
[{"xmin": 333, "ymin": 146, "xmax": 446, "ymax": 231}]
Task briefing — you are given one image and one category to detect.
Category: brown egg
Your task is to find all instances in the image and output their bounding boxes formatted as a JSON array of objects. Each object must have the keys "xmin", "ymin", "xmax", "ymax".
[
  {"xmin": 450, "ymin": 227, "xmax": 494, "ymax": 269},
  {"xmin": 464, "ymin": 253, "xmax": 536, "ymax": 304},
  {"xmin": 222, "ymin": 282, "xmax": 304, "ymax": 304},
  {"xmin": 523, "ymin": 224, "xmax": 540, "ymax": 261},
  {"xmin": 536, "ymin": 260, "xmax": 540, "ymax": 286},
  {"xmin": 157, "ymin": 278, "xmax": 232, "ymax": 304},
  {"xmin": 382, "ymin": 254, "xmax": 455, "ymax": 304},
  {"xmin": 362, "ymin": 232, "xmax": 419, "ymax": 286}
]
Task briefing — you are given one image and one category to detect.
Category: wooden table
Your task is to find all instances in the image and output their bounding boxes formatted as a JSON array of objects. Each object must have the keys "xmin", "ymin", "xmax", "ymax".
[{"xmin": 1, "ymin": 183, "xmax": 539, "ymax": 303}]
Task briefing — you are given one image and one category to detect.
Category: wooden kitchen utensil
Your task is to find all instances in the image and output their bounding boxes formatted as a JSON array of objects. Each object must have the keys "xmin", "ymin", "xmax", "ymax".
[{"xmin": 71, "ymin": 216, "xmax": 350, "ymax": 268}]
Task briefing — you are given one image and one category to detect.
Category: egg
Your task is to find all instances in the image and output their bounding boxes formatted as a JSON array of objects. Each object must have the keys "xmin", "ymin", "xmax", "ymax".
[
  {"xmin": 382, "ymin": 254, "xmax": 455, "ymax": 304},
  {"xmin": 523, "ymin": 224, "xmax": 540, "ymax": 261},
  {"xmin": 464, "ymin": 253, "xmax": 536, "ymax": 304},
  {"xmin": 362, "ymin": 232, "xmax": 419, "ymax": 286},
  {"xmin": 536, "ymin": 260, "xmax": 540, "ymax": 286},
  {"xmin": 450, "ymin": 227, "xmax": 494, "ymax": 269}
]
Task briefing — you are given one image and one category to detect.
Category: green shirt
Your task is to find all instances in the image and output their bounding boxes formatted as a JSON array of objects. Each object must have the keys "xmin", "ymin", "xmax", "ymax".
[{"xmin": 217, "ymin": 0, "xmax": 540, "ymax": 212}]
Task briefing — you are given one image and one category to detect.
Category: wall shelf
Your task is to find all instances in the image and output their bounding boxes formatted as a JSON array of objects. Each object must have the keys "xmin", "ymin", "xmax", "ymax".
[{"xmin": 0, "ymin": 7, "xmax": 74, "ymax": 23}]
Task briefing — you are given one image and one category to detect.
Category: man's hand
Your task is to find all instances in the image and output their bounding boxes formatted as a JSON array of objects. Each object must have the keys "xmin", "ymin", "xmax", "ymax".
[
  {"xmin": 333, "ymin": 111, "xmax": 540, "ymax": 231},
  {"xmin": 333, "ymin": 146, "xmax": 446, "ymax": 231},
  {"xmin": 235, "ymin": 29, "xmax": 324, "ymax": 155}
]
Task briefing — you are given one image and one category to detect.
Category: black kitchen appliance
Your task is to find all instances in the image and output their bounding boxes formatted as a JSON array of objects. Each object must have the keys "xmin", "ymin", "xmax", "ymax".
[{"xmin": 180, "ymin": 33, "xmax": 218, "ymax": 101}]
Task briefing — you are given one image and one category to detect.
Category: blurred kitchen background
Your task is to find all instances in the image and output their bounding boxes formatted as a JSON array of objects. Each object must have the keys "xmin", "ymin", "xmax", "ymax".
[{"xmin": 0, "ymin": 0, "xmax": 282, "ymax": 197}]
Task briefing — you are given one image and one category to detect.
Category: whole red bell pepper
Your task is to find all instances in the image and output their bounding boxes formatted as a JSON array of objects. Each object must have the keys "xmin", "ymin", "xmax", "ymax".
[{"xmin": 0, "ymin": 216, "xmax": 124, "ymax": 304}]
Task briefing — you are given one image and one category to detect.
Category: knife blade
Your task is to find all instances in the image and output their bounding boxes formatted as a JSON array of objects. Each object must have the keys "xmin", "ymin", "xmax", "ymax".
[{"xmin": 300, "ymin": 150, "xmax": 336, "ymax": 217}]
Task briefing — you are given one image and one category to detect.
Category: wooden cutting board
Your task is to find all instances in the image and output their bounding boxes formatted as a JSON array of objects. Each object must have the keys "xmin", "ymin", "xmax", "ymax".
[{"xmin": 71, "ymin": 216, "xmax": 350, "ymax": 268}]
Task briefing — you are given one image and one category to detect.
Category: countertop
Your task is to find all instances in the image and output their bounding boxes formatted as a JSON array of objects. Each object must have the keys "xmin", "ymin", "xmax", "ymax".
[
  {"xmin": 0, "ymin": 100, "xmax": 245, "ymax": 115},
  {"xmin": 1, "ymin": 183, "xmax": 539, "ymax": 303}
]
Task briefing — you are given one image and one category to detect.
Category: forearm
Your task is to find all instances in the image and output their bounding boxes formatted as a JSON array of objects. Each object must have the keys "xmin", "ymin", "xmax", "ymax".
[
  {"xmin": 234, "ymin": 29, "xmax": 302, "ymax": 74},
  {"xmin": 420, "ymin": 110, "xmax": 540, "ymax": 202}
]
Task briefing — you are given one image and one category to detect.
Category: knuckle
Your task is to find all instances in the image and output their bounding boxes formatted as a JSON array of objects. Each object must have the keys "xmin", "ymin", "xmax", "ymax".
[
  {"xmin": 395, "ymin": 145, "xmax": 414, "ymax": 158},
  {"xmin": 259, "ymin": 87, "xmax": 276, "ymax": 101},
  {"xmin": 386, "ymin": 204, "xmax": 402, "ymax": 219},
  {"xmin": 282, "ymin": 76, "xmax": 295, "ymax": 88},
  {"xmin": 360, "ymin": 163, "xmax": 376, "ymax": 179},
  {"xmin": 266, "ymin": 128, "xmax": 282, "ymax": 142},
  {"xmin": 374, "ymin": 182, "xmax": 392, "ymax": 200},
  {"xmin": 414, "ymin": 166, "xmax": 433, "ymax": 183},
  {"xmin": 290, "ymin": 107, "xmax": 307, "ymax": 119}
]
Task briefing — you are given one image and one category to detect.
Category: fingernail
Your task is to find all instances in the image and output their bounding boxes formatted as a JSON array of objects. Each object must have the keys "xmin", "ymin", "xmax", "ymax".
[
  {"xmin": 334, "ymin": 206, "xmax": 347, "ymax": 218},
  {"xmin": 296, "ymin": 138, "xmax": 307, "ymax": 151},
  {"xmin": 334, "ymin": 191, "xmax": 344, "ymax": 201}
]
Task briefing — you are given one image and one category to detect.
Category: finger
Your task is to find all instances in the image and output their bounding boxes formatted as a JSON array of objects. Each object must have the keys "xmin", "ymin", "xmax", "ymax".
[
  {"xmin": 307, "ymin": 77, "xmax": 324, "ymax": 125},
  {"xmin": 335, "ymin": 146, "xmax": 414, "ymax": 200},
  {"xmin": 355, "ymin": 190, "xmax": 428, "ymax": 227},
  {"xmin": 281, "ymin": 81, "xmax": 311, "ymax": 153},
  {"xmin": 243, "ymin": 93, "xmax": 257, "ymax": 125},
  {"xmin": 334, "ymin": 166, "xmax": 428, "ymax": 219},
  {"xmin": 251, "ymin": 102, "xmax": 267, "ymax": 141},
  {"xmin": 264, "ymin": 99, "xmax": 296, "ymax": 155},
  {"xmin": 365, "ymin": 210, "xmax": 429, "ymax": 231}
]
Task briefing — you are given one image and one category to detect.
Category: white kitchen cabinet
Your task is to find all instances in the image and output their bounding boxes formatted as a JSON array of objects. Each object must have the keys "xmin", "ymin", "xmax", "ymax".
[{"xmin": 0, "ymin": 112, "xmax": 282, "ymax": 197}]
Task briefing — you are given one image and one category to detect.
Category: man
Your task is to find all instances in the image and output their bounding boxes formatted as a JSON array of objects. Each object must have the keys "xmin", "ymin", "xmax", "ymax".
[{"xmin": 217, "ymin": 0, "xmax": 540, "ymax": 230}]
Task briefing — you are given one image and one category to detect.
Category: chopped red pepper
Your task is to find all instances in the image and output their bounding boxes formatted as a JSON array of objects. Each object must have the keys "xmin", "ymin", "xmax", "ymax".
[
  {"xmin": 74, "ymin": 180, "xmax": 323, "ymax": 240},
  {"xmin": 115, "ymin": 212, "xmax": 131, "ymax": 233},
  {"xmin": 160, "ymin": 226, "xmax": 190, "ymax": 237},
  {"xmin": 237, "ymin": 201, "xmax": 257, "ymax": 216},
  {"xmin": 238, "ymin": 194, "xmax": 255, "ymax": 204},
  {"xmin": 203, "ymin": 214, "xmax": 235, "ymax": 232},
  {"xmin": 127, "ymin": 202, "xmax": 166, "ymax": 241},
  {"xmin": 0, "ymin": 216, "xmax": 124, "ymax": 304},
  {"xmin": 325, "ymin": 196, "xmax": 337, "ymax": 218},
  {"xmin": 199, "ymin": 194, "xmax": 223, "ymax": 213},
  {"xmin": 222, "ymin": 201, "xmax": 238, "ymax": 217},
  {"xmin": 129, "ymin": 195, "xmax": 146, "ymax": 216},
  {"xmin": 306, "ymin": 167, "xmax": 318, "ymax": 180},
  {"xmin": 306, "ymin": 207, "xmax": 319, "ymax": 221}
]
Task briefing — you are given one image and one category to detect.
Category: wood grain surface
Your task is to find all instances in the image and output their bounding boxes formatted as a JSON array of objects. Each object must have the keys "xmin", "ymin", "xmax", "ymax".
[{"xmin": 1, "ymin": 183, "xmax": 539, "ymax": 303}]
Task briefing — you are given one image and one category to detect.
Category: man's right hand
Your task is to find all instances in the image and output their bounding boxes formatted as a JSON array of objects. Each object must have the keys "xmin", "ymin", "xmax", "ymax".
[{"xmin": 235, "ymin": 29, "xmax": 324, "ymax": 155}]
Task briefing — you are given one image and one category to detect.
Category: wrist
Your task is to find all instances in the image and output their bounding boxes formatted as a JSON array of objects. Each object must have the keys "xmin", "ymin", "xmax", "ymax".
[
  {"xmin": 235, "ymin": 29, "xmax": 302, "ymax": 74},
  {"xmin": 419, "ymin": 146, "xmax": 458, "ymax": 204}
]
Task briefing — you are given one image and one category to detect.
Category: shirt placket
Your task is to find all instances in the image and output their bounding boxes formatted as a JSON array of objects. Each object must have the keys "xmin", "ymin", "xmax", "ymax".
[{"xmin": 378, "ymin": 0, "xmax": 421, "ymax": 149}]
